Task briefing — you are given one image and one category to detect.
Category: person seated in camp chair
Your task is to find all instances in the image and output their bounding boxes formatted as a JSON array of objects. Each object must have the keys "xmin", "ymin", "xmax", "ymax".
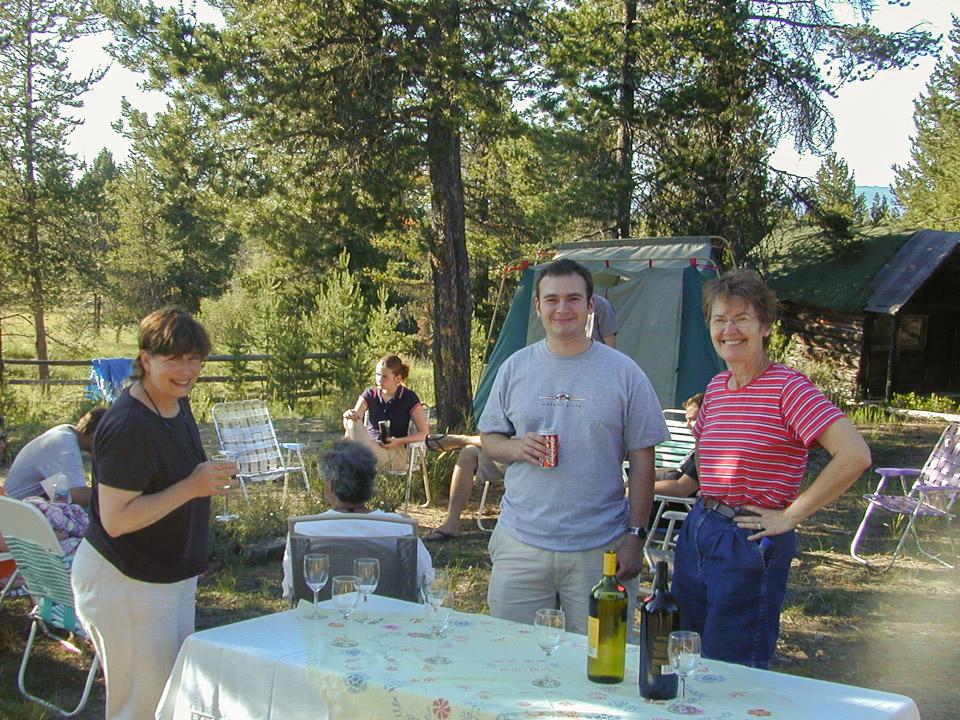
[
  {"xmin": 422, "ymin": 434, "xmax": 506, "ymax": 542},
  {"xmin": 281, "ymin": 439, "xmax": 435, "ymax": 598},
  {"xmin": 342, "ymin": 353, "xmax": 428, "ymax": 472},
  {"xmin": 2, "ymin": 407, "xmax": 107, "ymax": 507}
]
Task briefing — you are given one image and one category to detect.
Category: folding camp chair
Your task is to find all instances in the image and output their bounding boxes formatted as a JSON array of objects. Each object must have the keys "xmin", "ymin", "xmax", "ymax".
[
  {"xmin": 212, "ymin": 399, "xmax": 311, "ymax": 506},
  {"xmin": 0, "ymin": 496, "xmax": 100, "ymax": 717},
  {"xmin": 640, "ymin": 494, "xmax": 695, "ymax": 590},
  {"xmin": 286, "ymin": 513, "xmax": 421, "ymax": 605},
  {"xmin": 393, "ymin": 440, "xmax": 431, "ymax": 516},
  {"xmin": 850, "ymin": 423, "xmax": 960, "ymax": 572}
]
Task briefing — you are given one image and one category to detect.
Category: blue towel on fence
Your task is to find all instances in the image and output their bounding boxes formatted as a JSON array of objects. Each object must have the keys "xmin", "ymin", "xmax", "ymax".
[{"xmin": 87, "ymin": 358, "xmax": 133, "ymax": 403}]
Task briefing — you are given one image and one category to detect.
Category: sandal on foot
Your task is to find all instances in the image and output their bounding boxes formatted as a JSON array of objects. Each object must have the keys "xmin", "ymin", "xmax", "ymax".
[{"xmin": 423, "ymin": 529, "xmax": 458, "ymax": 542}]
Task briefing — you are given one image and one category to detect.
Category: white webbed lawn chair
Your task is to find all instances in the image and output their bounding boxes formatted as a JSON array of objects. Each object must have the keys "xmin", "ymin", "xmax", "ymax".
[
  {"xmin": 0, "ymin": 496, "xmax": 100, "ymax": 717},
  {"xmin": 850, "ymin": 423, "xmax": 960, "ymax": 572},
  {"xmin": 212, "ymin": 400, "xmax": 311, "ymax": 506}
]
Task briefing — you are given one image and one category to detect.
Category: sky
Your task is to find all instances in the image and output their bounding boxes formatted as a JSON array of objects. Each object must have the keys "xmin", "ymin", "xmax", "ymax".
[{"xmin": 65, "ymin": 2, "xmax": 956, "ymax": 189}]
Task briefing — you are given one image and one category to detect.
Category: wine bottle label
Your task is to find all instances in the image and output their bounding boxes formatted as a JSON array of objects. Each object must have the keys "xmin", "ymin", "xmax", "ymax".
[{"xmin": 586, "ymin": 616, "xmax": 599, "ymax": 658}]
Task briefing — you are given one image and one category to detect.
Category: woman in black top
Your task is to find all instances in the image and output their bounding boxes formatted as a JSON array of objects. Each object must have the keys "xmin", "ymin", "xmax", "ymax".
[{"xmin": 72, "ymin": 307, "xmax": 236, "ymax": 720}]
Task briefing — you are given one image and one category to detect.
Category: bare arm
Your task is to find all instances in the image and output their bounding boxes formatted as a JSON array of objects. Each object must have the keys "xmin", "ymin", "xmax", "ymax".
[
  {"xmin": 602, "ymin": 334, "xmax": 617, "ymax": 348},
  {"xmin": 383, "ymin": 403, "xmax": 429, "ymax": 449},
  {"xmin": 98, "ymin": 459, "xmax": 236, "ymax": 537},
  {"xmin": 738, "ymin": 417, "xmax": 871, "ymax": 538},
  {"xmin": 481, "ymin": 431, "xmax": 547, "ymax": 466},
  {"xmin": 617, "ymin": 446, "xmax": 656, "ymax": 581},
  {"xmin": 653, "ymin": 473, "xmax": 699, "ymax": 499},
  {"xmin": 342, "ymin": 397, "xmax": 368, "ymax": 423}
]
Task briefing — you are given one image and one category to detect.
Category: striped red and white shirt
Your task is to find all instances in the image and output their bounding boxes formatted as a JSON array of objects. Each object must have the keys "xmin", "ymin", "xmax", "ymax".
[{"xmin": 694, "ymin": 363, "xmax": 845, "ymax": 509}]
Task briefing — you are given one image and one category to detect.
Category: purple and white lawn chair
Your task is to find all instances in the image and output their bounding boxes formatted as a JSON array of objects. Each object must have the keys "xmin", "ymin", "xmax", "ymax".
[{"xmin": 850, "ymin": 423, "xmax": 960, "ymax": 572}]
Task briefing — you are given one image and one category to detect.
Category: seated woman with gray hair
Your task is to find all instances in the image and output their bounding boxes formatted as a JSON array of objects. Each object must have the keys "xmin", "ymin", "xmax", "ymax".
[{"xmin": 282, "ymin": 439, "xmax": 434, "ymax": 598}]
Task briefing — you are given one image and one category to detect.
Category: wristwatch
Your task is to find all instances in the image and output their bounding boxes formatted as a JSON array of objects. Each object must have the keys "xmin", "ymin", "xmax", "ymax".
[{"xmin": 626, "ymin": 526, "xmax": 648, "ymax": 539}]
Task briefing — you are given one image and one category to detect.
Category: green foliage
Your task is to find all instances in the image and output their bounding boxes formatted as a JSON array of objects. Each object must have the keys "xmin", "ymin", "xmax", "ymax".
[
  {"xmin": 364, "ymin": 287, "xmax": 416, "ymax": 361},
  {"xmin": 803, "ymin": 153, "xmax": 867, "ymax": 257},
  {"xmin": 894, "ymin": 17, "xmax": 960, "ymax": 232},
  {"xmin": 890, "ymin": 392, "xmax": 959, "ymax": 415}
]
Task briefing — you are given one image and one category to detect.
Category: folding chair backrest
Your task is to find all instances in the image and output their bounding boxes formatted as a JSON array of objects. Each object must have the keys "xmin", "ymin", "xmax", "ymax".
[
  {"xmin": 287, "ymin": 513, "xmax": 420, "ymax": 603},
  {"xmin": 655, "ymin": 409, "xmax": 696, "ymax": 470},
  {"xmin": 0, "ymin": 496, "xmax": 77, "ymax": 631},
  {"xmin": 213, "ymin": 400, "xmax": 285, "ymax": 476},
  {"xmin": 919, "ymin": 424, "xmax": 960, "ymax": 490},
  {"xmin": 0, "ymin": 496, "xmax": 61, "ymax": 556}
]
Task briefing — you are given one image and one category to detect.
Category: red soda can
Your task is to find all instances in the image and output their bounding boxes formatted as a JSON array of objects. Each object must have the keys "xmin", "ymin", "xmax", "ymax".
[{"xmin": 538, "ymin": 428, "xmax": 559, "ymax": 468}]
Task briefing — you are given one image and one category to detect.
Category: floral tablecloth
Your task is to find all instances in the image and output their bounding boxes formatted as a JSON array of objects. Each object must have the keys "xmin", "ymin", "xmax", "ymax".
[{"xmin": 156, "ymin": 599, "xmax": 919, "ymax": 720}]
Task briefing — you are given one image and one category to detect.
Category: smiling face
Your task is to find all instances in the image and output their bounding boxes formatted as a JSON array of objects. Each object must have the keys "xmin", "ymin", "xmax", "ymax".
[
  {"xmin": 375, "ymin": 362, "xmax": 400, "ymax": 395},
  {"xmin": 709, "ymin": 296, "xmax": 772, "ymax": 369},
  {"xmin": 140, "ymin": 351, "xmax": 203, "ymax": 406},
  {"xmin": 535, "ymin": 273, "xmax": 595, "ymax": 348}
]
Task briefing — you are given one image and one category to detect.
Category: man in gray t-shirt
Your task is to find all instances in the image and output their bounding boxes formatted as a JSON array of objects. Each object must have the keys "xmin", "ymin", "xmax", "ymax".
[
  {"xmin": 588, "ymin": 294, "xmax": 618, "ymax": 347},
  {"xmin": 2, "ymin": 408, "xmax": 106, "ymax": 506},
  {"xmin": 479, "ymin": 259, "xmax": 667, "ymax": 634}
]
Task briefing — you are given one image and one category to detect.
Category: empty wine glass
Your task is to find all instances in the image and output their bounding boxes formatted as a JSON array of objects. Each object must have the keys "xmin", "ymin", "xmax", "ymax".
[
  {"xmin": 354, "ymin": 558, "xmax": 380, "ymax": 624},
  {"xmin": 303, "ymin": 553, "xmax": 329, "ymax": 620},
  {"xmin": 423, "ymin": 589, "xmax": 454, "ymax": 665},
  {"xmin": 667, "ymin": 630, "xmax": 701, "ymax": 714},
  {"xmin": 331, "ymin": 575, "xmax": 360, "ymax": 648},
  {"xmin": 532, "ymin": 608, "xmax": 565, "ymax": 688},
  {"xmin": 212, "ymin": 452, "xmax": 239, "ymax": 522}
]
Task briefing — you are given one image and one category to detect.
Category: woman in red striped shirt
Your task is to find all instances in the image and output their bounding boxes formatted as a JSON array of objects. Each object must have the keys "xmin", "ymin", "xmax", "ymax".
[{"xmin": 672, "ymin": 269, "xmax": 871, "ymax": 669}]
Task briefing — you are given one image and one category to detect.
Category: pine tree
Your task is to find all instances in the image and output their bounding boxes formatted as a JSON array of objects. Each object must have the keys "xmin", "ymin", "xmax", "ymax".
[
  {"xmin": 894, "ymin": 17, "xmax": 960, "ymax": 232},
  {"xmin": 0, "ymin": 0, "xmax": 104, "ymax": 376}
]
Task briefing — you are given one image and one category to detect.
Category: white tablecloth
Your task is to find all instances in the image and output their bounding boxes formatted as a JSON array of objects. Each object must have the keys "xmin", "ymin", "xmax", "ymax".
[{"xmin": 156, "ymin": 596, "xmax": 920, "ymax": 720}]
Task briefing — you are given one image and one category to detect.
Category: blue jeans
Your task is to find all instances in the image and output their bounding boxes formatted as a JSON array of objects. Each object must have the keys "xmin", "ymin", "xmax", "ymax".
[{"xmin": 671, "ymin": 500, "xmax": 796, "ymax": 669}]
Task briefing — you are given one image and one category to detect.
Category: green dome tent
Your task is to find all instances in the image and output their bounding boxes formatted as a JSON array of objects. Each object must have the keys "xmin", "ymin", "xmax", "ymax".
[{"xmin": 473, "ymin": 238, "xmax": 726, "ymax": 420}]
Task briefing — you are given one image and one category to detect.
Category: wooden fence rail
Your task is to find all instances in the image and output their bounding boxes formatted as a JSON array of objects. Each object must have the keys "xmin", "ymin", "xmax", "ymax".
[{"xmin": 0, "ymin": 353, "xmax": 342, "ymax": 388}]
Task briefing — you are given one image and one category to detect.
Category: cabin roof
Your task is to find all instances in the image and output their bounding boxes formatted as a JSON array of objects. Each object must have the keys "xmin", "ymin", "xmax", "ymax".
[{"xmin": 756, "ymin": 227, "xmax": 960, "ymax": 315}]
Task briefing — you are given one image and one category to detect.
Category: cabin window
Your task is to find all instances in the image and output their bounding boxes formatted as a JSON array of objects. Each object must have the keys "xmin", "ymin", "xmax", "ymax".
[{"xmin": 873, "ymin": 315, "xmax": 927, "ymax": 349}]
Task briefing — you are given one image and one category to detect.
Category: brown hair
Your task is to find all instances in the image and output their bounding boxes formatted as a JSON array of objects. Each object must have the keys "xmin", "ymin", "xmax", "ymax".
[
  {"xmin": 131, "ymin": 307, "xmax": 212, "ymax": 380},
  {"xmin": 535, "ymin": 258, "xmax": 594, "ymax": 300},
  {"xmin": 683, "ymin": 393, "xmax": 705, "ymax": 410},
  {"xmin": 75, "ymin": 407, "xmax": 108, "ymax": 436},
  {"xmin": 377, "ymin": 354, "xmax": 409, "ymax": 382},
  {"xmin": 702, "ymin": 269, "xmax": 779, "ymax": 326}
]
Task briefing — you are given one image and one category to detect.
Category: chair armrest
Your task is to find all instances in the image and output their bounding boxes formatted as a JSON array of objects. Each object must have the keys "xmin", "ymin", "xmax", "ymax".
[
  {"xmin": 915, "ymin": 485, "xmax": 960, "ymax": 496},
  {"xmin": 280, "ymin": 442, "xmax": 306, "ymax": 451},
  {"xmin": 875, "ymin": 468, "xmax": 921, "ymax": 477}
]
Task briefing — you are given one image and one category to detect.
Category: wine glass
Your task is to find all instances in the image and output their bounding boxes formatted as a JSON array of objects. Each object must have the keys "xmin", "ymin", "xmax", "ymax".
[
  {"xmin": 532, "ymin": 608, "xmax": 565, "ymax": 688},
  {"xmin": 423, "ymin": 589, "xmax": 454, "ymax": 665},
  {"xmin": 331, "ymin": 575, "xmax": 360, "ymax": 648},
  {"xmin": 212, "ymin": 452, "xmax": 239, "ymax": 522},
  {"xmin": 353, "ymin": 558, "xmax": 380, "ymax": 624},
  {"xmin": 667, "ymin": 630, "xmax": 701, "ymax": 714},
  {"xmin": 303, "ymin": 553, "xmax": 329, "ymax": 620}
]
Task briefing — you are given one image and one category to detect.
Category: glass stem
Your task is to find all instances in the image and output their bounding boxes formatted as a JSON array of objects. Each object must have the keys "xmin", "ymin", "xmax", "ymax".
[
  {"xmin": 312, "ymin": 589, "xmax": 319, "ymax": 618},
  {"xmin": 543, "ymin": 651, "xmax": 551, "ymax": 684}
]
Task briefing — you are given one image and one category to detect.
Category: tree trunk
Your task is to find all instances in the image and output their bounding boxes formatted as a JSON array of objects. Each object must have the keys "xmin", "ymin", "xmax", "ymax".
[
  {"xmin": 614, "ymin": 0, "xmax": 637, "ymax": 239},
  {"xmin": 427, "ymin": 112, "xmax": 473, "ymax": 431}
]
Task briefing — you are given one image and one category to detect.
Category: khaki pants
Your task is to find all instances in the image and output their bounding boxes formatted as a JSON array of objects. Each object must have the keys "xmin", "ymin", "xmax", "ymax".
[
  {"xmin": 343, "ymin": 418, "xmax": 409, "ymax": 471},
  {"xmin": 486, "ymin": 526, "xmax": 639, "ymax": 636},
  {"xmin": 71, "ymin": 540, "xmax": 197, "ymax": 720}
]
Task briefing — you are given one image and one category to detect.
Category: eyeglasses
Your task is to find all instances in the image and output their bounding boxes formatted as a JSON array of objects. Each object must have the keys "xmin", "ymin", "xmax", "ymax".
[{"xmin": 710, "ymin": 314, "xmax": 759, "ymax": 331}]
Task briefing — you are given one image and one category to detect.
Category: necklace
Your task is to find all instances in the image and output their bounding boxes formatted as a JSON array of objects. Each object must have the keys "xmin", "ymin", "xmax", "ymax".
[
  {"xmin": 333, "ymin": 505, "xmax": 370, "ymax": 514},
  {"xmin": 139, "ymin": 381, "xmax": 178, "ymax": 428}
]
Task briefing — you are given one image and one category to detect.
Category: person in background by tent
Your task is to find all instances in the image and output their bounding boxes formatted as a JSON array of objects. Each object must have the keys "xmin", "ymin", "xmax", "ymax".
[{"xmin": 589, "ymin": 294, "xmax": 618, "ymax": 347}]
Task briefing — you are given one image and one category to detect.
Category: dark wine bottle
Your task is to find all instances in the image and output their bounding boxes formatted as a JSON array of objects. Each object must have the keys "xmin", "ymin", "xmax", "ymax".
[
  {"xmin": 639, "ymin": 560, "xmax": 681, "ymax": 699},
  {"xmin": 587, "ymin": 550, "xmax": 628, "ymax": 683}
]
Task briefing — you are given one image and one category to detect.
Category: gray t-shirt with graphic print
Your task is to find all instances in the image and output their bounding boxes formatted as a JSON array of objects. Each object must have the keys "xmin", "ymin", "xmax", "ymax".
[{"xmin": 478, "ymin": 340, "xmax": 668, "ymax": 551}]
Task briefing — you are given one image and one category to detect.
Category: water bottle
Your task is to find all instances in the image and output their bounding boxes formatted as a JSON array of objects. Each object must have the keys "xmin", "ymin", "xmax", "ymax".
[{"xmin": 52, "ymin": 473, "xmax": 71, "ymax": 503}]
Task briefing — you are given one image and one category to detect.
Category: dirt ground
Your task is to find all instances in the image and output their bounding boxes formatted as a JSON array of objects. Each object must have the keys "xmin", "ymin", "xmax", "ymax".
[{"xmin": 1, "ymin": 418, "xmax": 958, "ymax": 719}]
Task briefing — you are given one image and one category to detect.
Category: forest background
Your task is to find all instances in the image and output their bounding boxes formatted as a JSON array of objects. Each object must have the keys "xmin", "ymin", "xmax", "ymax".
[{"xmin": 2, "ymin": 0, "xmax": 960, "ymax": 430}]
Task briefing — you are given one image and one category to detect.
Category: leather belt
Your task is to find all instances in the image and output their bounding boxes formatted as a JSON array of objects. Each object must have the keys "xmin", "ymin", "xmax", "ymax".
[{"xmin": 700, "ymin": 496, "xmax": 758, "ymax": 519}]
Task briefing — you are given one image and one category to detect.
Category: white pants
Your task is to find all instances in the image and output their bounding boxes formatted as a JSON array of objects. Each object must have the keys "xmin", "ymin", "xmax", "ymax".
[
  {"xmin": 486, "ymin": 526, "xmax": 639, "ymax": 636},
  {"xmin": 71, "ymin": 540, "xmax": 197, "ymax": 720}
]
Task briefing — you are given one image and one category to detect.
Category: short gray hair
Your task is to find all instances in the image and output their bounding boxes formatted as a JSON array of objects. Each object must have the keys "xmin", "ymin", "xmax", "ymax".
[{"xmin": 322, "ymin": 439, "xmax": 377, "ymax": 505}]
